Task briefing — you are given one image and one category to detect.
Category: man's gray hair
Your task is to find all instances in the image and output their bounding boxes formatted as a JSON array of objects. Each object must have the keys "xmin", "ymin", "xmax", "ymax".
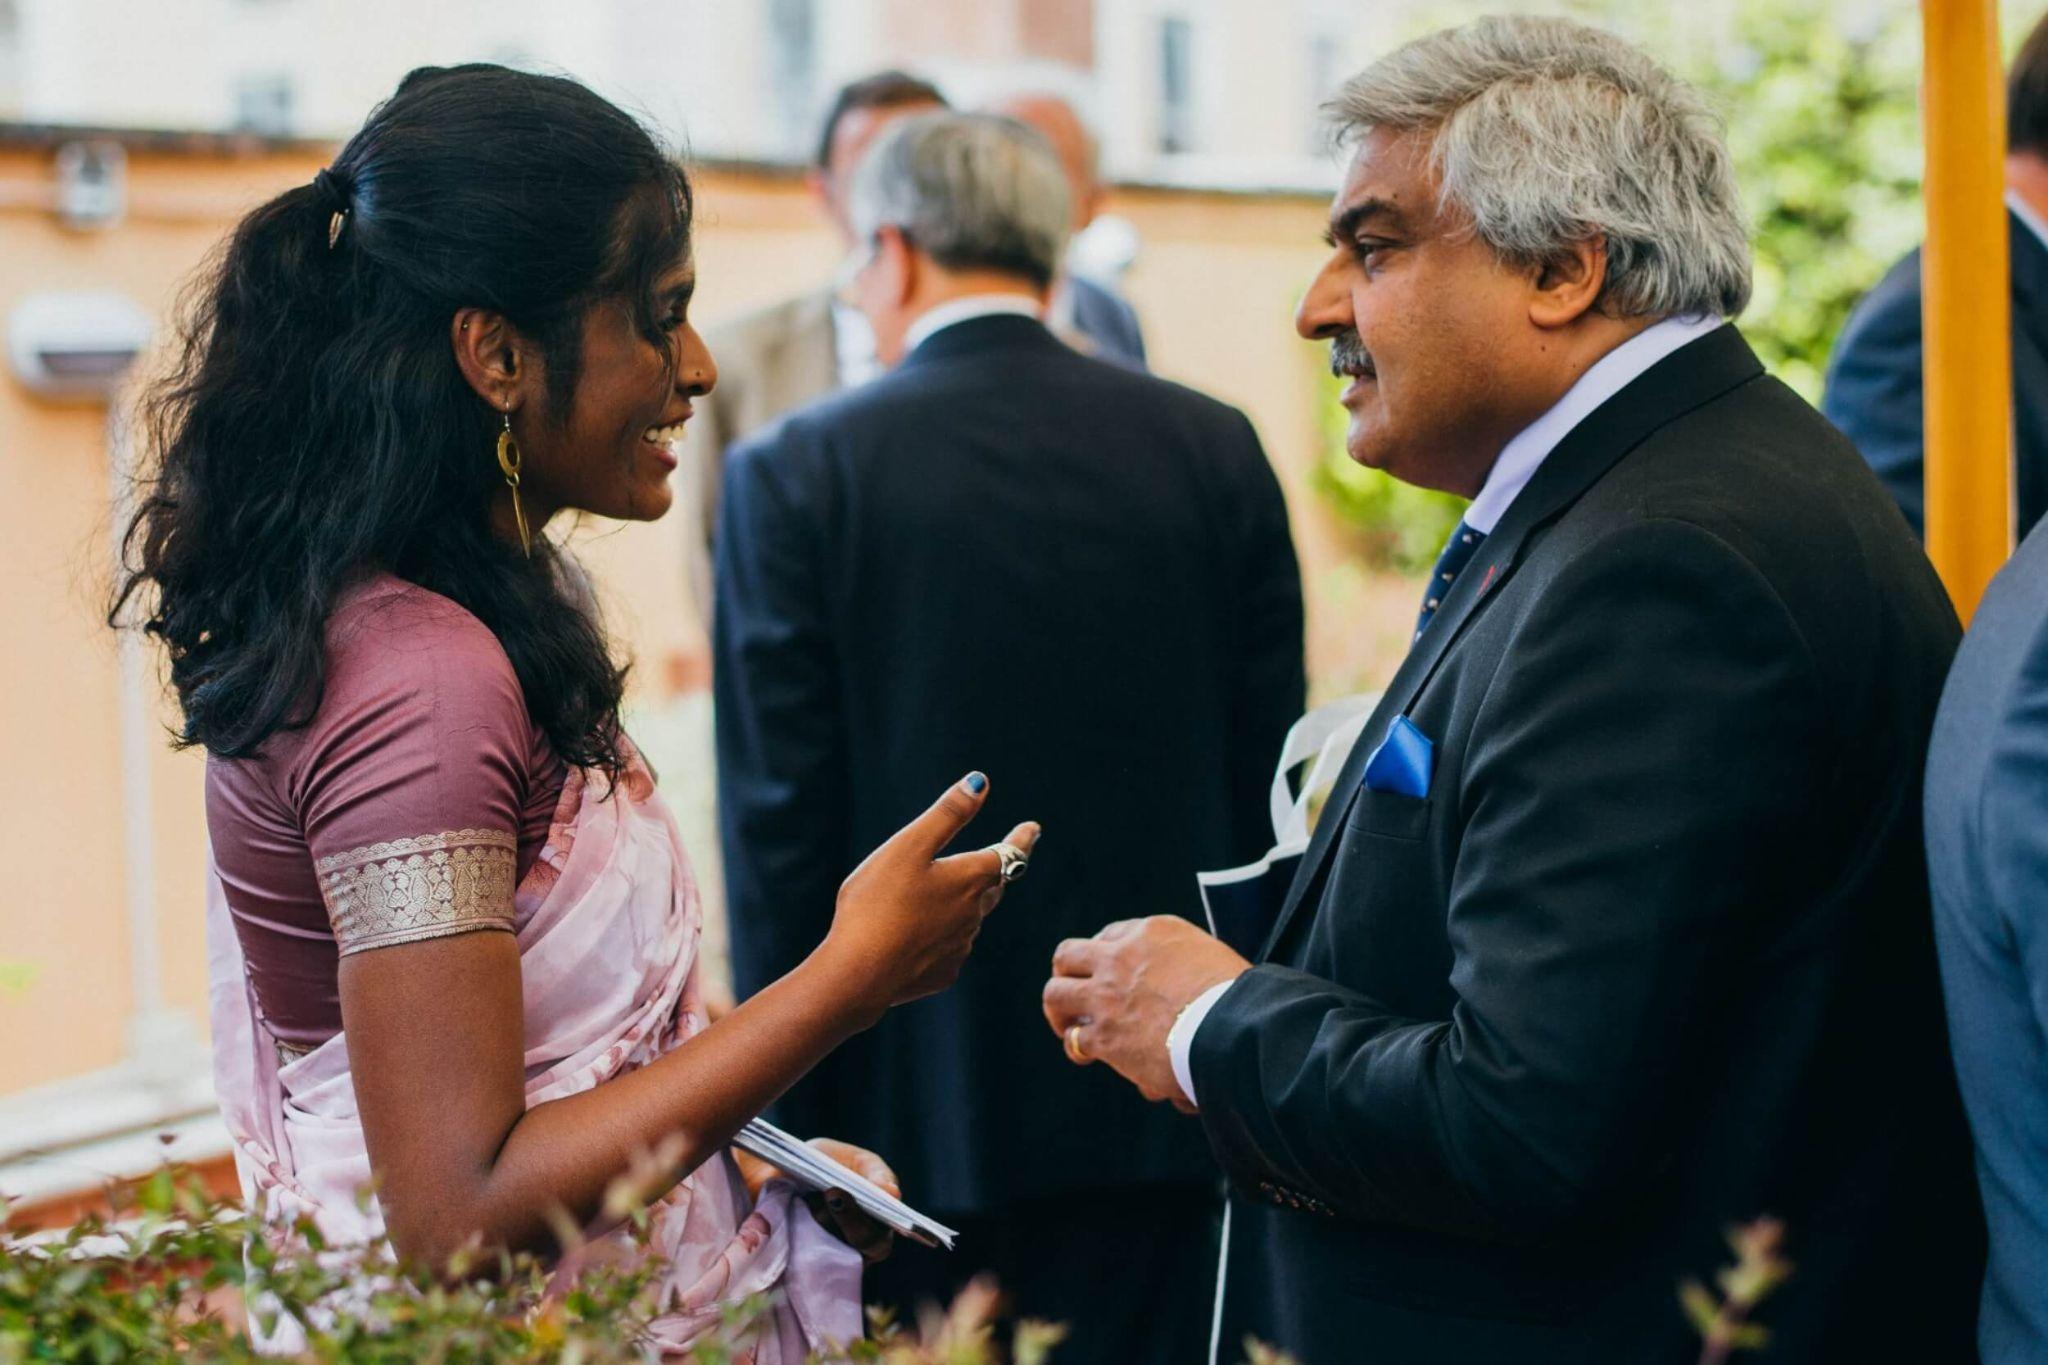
[
  {"xmin": 849, "ymin": 111, "xmax": 1071, "ymax": 288},
  {"xmin": 1326, "ymin": 16, "xmax": 1751, "ymax": 319}
]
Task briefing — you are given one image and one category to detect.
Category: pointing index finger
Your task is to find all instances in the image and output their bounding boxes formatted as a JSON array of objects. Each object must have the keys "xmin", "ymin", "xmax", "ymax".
[{"xmin": 900, "ymin": 772, "xmax": 990, "ymax": 861}]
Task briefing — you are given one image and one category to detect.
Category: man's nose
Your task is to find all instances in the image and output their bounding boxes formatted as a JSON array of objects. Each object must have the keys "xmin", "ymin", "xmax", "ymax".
[{"xmin": 1295, "ymin": 256, "xmax": 1355, "ymax": 341}]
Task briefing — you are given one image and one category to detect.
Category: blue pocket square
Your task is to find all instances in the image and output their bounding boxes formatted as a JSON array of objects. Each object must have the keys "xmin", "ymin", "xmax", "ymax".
[{"xmin": 1361, "ymin": 715, "xmax": 1434, "ymax": 798}]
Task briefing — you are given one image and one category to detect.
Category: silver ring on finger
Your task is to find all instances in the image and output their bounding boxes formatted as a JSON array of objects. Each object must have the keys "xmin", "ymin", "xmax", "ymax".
[{"xmin": 989, "ymin": 841, "xmax": 1029, "ymax": 884}]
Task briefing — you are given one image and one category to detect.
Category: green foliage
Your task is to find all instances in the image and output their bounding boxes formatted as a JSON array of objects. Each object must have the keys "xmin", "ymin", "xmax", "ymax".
[
  {"xmin": 1310, "ymin": 0, "xmax": 1925, "ymax": 559},
  {"xmin": 1680, "ymin": 1217, "xmax": 1793, "ymax": 1364},
  {"xmin": 0, "ymin": 962, "xmax": 36, "ymax": 999},
  {"xmin": 1701, "ymin": 0, "xmax": 1923, "ymax": 402},
  {"xmin": 1307, "ymin": 375, "xmax": 1468, "ymax": 574},
  {"xmin": 0, "ymin": 1167, "xmax": 1261, "ymax": 1363},
  {"xmin": 1, "ymin": 1167, "xmax": 671, "ymax": 1363}
]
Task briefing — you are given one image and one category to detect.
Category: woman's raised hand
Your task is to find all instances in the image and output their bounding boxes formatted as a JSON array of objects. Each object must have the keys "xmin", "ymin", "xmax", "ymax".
[{"xmin": 824, "ymin": 773, "xmax": 1039, "ymax": 1016}]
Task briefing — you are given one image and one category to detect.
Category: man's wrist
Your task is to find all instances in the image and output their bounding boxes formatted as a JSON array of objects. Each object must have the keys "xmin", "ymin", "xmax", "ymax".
[{"xmin": 1166, "ymin": 974, "xmax": 1245, "ymax": 1109}]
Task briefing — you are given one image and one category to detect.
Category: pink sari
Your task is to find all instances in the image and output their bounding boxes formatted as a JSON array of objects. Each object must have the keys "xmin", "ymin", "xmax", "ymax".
[{"xmin": 205, "ymin": 754, "xmax": 864, "ymax": 1357}]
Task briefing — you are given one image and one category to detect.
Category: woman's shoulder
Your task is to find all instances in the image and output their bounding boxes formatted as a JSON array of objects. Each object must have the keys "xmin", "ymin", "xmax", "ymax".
[
  {"xmin": 327, "ymin": 572, "xmax": 516, "ymax": 674},
  {"xmin": 260, "ymin": 572, "xmax": 542, "ymax": 813},
  {"xmin": 314, "ymin": 573, "xmax": 532, "ymax": 743}
]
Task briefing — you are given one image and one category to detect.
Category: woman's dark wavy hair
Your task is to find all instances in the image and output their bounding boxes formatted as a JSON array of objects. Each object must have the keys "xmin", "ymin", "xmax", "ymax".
[{"xmin": 111, "ymin": 64, "xmax": 694, "ymax": 783}]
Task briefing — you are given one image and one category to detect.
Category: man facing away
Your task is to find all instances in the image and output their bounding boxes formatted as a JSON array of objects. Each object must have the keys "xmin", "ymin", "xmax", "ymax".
[
  {"xmin": 990, "ymin": 91, "xmax": 1148, "ymax": 369},
  {"xmin": 676, "ymin": 69, "xmax": 946, "ymax": 617},
  {"xmin": 713, "ymin": 112, "xmax": 1304, "ymax": 1362},
  {"xmin": 1926, "ymin": 492, "xmax": 2048, "ymax": 1364},
  {"xmin": 1043, "ymin": 18, "xmax": 1983, "ymax": 1363},
  {"xmin": 1824, "ymin": 7, "xmax": 2048, "ymax": 541}
]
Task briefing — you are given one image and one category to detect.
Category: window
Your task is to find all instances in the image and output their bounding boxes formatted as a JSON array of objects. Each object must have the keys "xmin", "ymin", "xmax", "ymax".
[
  {"xmin": 766, "ymin": 0, "xmax": 817, "ymax": 162},
  {"xmin": 231, "ymin": 73, "xmax": 295, "ymax": 136},
  {"xmin": 1158, "ymin": 15, "xmax": 1195, "ymax": 155},
  {"xmin": 1308, "ymin": 33, "xmax": 1343, "ymax": 154}
]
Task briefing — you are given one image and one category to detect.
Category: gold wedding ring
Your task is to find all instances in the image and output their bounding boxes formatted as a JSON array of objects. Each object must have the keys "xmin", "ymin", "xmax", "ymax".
[{"xmin": 1064, "ymin": 1024, "xmax": 1089, "ymax": 1064}]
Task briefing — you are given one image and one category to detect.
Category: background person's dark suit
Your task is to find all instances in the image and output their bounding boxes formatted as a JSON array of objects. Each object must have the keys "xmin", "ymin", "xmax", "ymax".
[
  {"xmin": 1060, "ymin": 274, "xmax": 1147, "ymax": 370},
  {"xmin": 1823, "ymin": 207, "xmax": 2048, "ymax": 539},
  {"xmin": 715, "ymin": 312, "xmax": 1304, "ymax": 1361},
  {"xmin": 1188, "ymin": 326, "xmax": 1983, "ymax": 1363}
]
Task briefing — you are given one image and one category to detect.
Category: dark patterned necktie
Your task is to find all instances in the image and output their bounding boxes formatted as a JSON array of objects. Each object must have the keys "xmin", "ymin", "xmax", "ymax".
[{"xmin": 1415, "ymin": 521, "xmax": 1488, "ymax": 641}]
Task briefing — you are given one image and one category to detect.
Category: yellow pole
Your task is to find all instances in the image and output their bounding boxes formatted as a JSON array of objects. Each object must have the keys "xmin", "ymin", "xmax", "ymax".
[{"xmin": 1922, "ymin": 0, "xmax": 2013, "ymax": 621}]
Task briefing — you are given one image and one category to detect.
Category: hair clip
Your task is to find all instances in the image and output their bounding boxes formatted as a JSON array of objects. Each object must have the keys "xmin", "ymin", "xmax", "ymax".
[{"xmin": 312, "ymin": 166, "xmax": 351, "ymax": 251}]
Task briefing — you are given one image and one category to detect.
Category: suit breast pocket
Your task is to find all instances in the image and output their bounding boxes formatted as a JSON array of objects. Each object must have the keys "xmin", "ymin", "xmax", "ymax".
[{"xmin": 1344, "ymin": 789, "xmax": 1432, "ymax": 842}]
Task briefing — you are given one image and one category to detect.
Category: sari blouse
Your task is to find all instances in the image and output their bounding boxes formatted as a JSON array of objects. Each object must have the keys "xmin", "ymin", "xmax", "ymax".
[{"xmin": 206, "ymin": 574, "xmax": 566, "ymax": 1054}]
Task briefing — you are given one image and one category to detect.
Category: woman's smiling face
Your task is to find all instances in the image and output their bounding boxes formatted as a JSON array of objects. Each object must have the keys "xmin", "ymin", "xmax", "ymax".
[{"xmin": 511, "ymin": 253, "xmax": 716, "ymax": 529}]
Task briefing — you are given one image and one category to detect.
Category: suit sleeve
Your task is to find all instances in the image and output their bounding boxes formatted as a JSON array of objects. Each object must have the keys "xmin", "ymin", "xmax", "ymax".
[
  {"xmin": 1190, "ymin": 518, "xmax": 1825, "ymax": 1244},
  {"xmin": 1983, "ymin": 614, "xmax": 2048, "ymax": 1036},
  {"xmin": 1221, "ymin": 411, "xmax": 1306, "ymax": 863},
  {"xmin": 713, "ymin": 431, "xmax": 848, "ymax": 1010},
  {"xmin": 1822, "ymin": 265, "xmax": 1927, "ymax": 536}
]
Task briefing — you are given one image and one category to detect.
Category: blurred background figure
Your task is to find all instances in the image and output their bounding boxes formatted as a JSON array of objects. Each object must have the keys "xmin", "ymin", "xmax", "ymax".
[
  {"xmin": 1824, "ymin": 7, "xmax": 2048, "ymax": 542},
  {"xmin": 676, "ymin": 69, "xmax": 946, "ymax": 614},
  {"xmin": 1926, "ymin": 498, "xmax": 2048, "ymax": 1365},
  {"xmin": 713, "ymin": 111, "xmax": 1304, "ymax": 1360},
  {"xmin": 990, "ymin": 91, "xmax": 1148, "ymax": 368}
]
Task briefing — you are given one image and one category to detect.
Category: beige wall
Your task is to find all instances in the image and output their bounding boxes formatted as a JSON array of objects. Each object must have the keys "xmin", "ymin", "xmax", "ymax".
[{"xmin": 0, "ymin": 142, "xmax": 1393, "ymax": 1098}]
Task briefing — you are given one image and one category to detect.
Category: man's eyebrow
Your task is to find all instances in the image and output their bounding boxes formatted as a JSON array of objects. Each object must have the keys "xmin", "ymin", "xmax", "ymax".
[{"xmin": 1324, "ymin": 197, "xmax": 1407, "ymax": 246}]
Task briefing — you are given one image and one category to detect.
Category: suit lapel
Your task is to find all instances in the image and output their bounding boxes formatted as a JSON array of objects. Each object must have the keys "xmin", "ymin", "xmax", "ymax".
[
  {"xmin": 1256, "ymin": 325, "xmax": 1766, "ymax": 962},
  {"xmin": 2008, "ymin": 213, "xmax": 2048, "ymax": 375}
]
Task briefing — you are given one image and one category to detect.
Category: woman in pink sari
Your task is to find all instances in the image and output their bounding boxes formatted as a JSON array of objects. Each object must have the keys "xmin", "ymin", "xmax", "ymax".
[{"xmin": 112, "ymin": 65, "xmax": 1037, "ymax": 1357}]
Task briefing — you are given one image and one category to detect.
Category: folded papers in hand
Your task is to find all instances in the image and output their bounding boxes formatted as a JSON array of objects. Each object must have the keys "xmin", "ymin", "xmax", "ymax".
[{"xmin": 735, "ymin": 1117, "xmax": 959, "ymax": 1250}]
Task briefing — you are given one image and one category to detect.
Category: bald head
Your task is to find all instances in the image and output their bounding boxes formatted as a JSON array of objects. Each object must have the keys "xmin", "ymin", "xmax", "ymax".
[{"xmin": 991, "ymin": 92, "xmax": 1101, "ymax": 232}]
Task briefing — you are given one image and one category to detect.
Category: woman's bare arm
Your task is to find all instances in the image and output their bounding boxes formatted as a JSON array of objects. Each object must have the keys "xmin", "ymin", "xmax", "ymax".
[{"xmin": 341, "ymin": 775, "xmax": 1036, "ymax": 1268}]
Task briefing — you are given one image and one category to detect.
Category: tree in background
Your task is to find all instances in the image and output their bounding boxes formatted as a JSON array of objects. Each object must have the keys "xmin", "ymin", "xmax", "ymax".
[{"xmin": 1312, "ymin": 0, "xmax": 1925, "ymax": 572}]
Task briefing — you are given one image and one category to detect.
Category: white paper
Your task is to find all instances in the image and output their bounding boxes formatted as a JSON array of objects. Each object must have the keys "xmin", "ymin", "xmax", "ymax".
[{"xmin": 734, "ymin": 1117, "xmax": 959, "ymax": 1250}]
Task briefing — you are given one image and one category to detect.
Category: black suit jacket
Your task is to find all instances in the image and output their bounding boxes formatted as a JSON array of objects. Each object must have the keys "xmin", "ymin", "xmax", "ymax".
[
  {"xmin": 1822, "ymin": 209, "xmax": 2048, "ymax": 539},
  {"xmin": 1191, "ymin": 327, "xmax": 1984, "ymax": 1363},
  {"xmin": 715, "ymin": 313, "xmax": 1305, "ymax": 1213}
]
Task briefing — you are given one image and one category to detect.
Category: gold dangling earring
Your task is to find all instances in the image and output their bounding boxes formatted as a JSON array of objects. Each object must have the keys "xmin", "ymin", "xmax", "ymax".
[{"xmin": 496, "ymin": 410, "xmax": 532, "ymax": 558}]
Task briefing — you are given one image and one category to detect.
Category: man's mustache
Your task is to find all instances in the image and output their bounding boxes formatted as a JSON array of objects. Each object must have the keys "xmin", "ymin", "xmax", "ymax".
[{"xmin": 1329, "ymin": 332, "xmax": 1375, "ymax": 380}]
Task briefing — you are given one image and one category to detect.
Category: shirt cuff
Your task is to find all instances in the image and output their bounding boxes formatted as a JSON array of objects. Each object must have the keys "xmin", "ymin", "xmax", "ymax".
[{"xmin": 1166, "ymin": 979, "xmax": 1236, "ymax": 1109}]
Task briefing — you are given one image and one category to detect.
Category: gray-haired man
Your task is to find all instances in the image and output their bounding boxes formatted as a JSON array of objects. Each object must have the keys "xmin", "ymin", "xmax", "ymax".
[
  {"xmin": 716, "ymin": 112, "xmax": 1304, "ymax": 1360},
  {"xmin": 1043, "ymin": 17, "xmax": 1981, "ymax": 1362}
]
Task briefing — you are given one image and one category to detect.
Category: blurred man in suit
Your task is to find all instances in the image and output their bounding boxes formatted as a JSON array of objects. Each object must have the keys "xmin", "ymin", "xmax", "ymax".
[
  {"xmin": 1927, "ymin": 517, "xmax": 2048, "ymax": 1364},
  {"xmin": 677, "ymin": 70, "xmax": 946, "ymax": 615},
  {"xmin": 991, "ymin": 91, "xmax": 1148, "ymax": 369},
  {"xmin": 715, "ymin": 112, "xmax": 1303, "ymax": 1362},
  {"xmin": 1823, "ymin": 10, "xmax": 2048, "ymax": 540},
  {"xmin": 1045, "ymin": 18, "xmax": 1982, "ymax": 1363}
]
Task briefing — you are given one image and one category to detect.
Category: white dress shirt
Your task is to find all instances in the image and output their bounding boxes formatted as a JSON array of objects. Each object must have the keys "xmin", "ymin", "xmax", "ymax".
[
  {"xmin": 903, "ymin": 292, "xmax": 1045, "ymax": 354},
  {"xmin": 1164, "ymin": 311, "xmax": 1727, "ymax": 1108},
  {"xmin": 831, "ymin": 301, "xmax": 883, "ymax": 389},
  {"xmin": 2008, "ymin": 188, "xmax": 2048, "ymax": 255}
]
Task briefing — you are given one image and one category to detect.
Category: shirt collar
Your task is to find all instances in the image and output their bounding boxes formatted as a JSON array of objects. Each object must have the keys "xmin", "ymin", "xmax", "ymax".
[
  {"xmin": 1463, "ymin": 313, "xmax": 1725, "ymax": 534},
  {"xmin": 2007, "ymin": 189, "xmax": 2048, "ymax": 254},
  {"xmin": 831, "ymin": 301, "xmax": 882, "ymax": 388},
  {"xmin": 905, "ymin": 293, "xmax": 1045, "ymax": 355}
]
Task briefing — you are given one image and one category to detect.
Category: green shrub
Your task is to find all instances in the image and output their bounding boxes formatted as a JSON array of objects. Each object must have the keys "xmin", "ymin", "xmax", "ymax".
[
  {"xmin": 0, "ymin": 1167, "xmax": 1065, "ymax": 1363},
  {"xmin": 1307, "ymin": 373, "xmax": 1469, "ymax": 575}
]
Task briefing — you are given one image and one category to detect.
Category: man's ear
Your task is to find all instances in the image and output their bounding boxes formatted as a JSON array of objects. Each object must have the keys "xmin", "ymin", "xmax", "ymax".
[
  {"xmin": 1528, "ymin": 236, "xmax": 1608, "ymax": 330},
  {"xmin": 450, "ymin": 308, "xmax": 532, "ymax": 413},
  {"xmin": 876, "ymin": 226, "xmax": 918, "ymax": 309}
]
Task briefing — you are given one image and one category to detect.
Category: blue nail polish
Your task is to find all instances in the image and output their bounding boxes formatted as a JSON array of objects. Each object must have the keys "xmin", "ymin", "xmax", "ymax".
[{"xmin": 964, "ymin": 772, "xmax": 987, "ymax": 794}]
